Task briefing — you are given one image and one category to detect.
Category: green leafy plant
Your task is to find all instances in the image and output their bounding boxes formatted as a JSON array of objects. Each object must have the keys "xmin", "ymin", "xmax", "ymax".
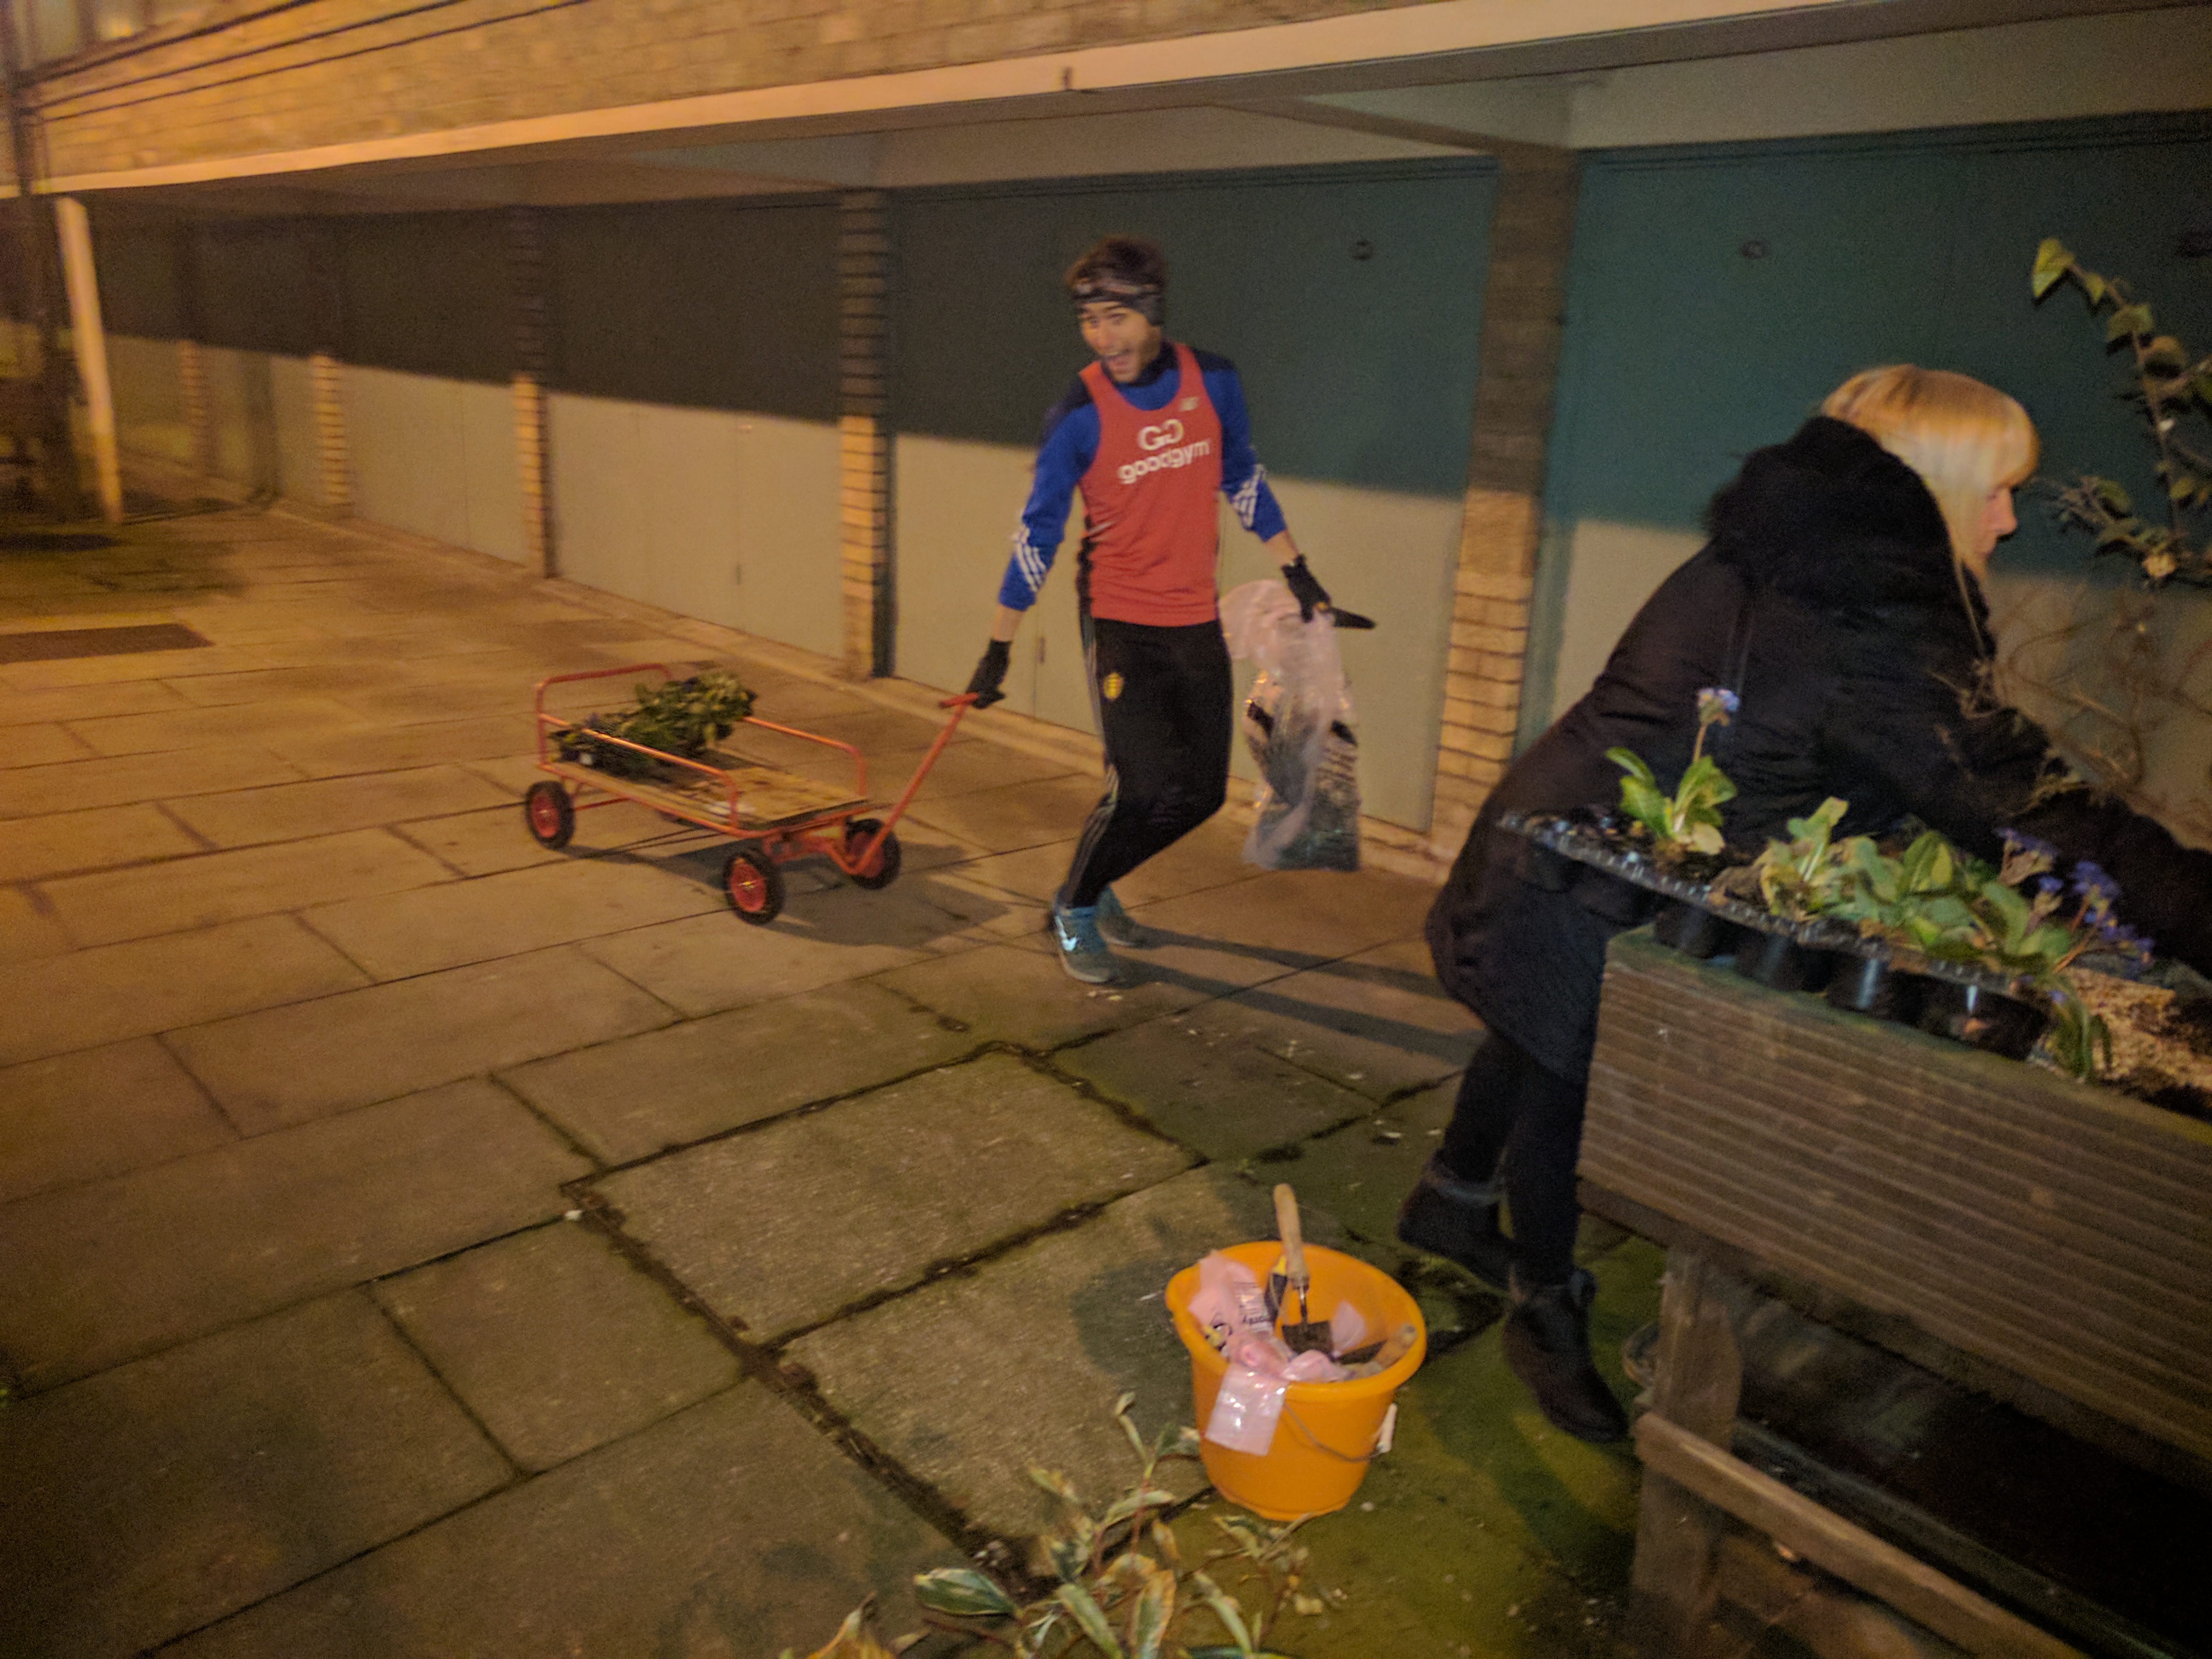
[
  {"xmin": 2032, "ymin": 240, "xmax": 2211, "ymax": 588},
  {"xmin": 1608, "ymin": 687, "xmax": 1740, "ymax": 857},
  {"xmin": 555, "ymin": 669, "xmax": 754, "ymax": 777},
  {"xmin": 1749, "ymin": 796, "xmax": 1852, "ymax": 919},
  {"xmin": 1752, "ymin": 810, "xmax": 2150, "ymax": 1081},
  {"xmin": 794, "ymin": 1395, "xmax": 1327, "ymax": 1659}
]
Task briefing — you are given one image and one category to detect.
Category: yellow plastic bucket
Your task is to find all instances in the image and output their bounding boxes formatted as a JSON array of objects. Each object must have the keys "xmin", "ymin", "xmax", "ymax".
[{"xmin": 1165, "ymin": 1241, "xmax": 1426, "ymax": 1520}]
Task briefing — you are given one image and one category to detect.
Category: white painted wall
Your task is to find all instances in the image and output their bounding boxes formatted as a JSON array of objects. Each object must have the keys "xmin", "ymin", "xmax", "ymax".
[
  {"xmin": 108, "ymin": 334, "xmax": 191, "ymax": 466},
  {"xmin": 1548, "ymin": 520, "xmax": 1703, "ymax": 723},
  {"xmin": 548, "ymin": 393, "xmax": 843, "ymax": 659},
  {"xmin": 891, "ymin": 431, "xmax": 1459, "ymax": 831},
  {"xmin": 345, "ymin": 365, "xmax": 525, "ymax": 562}
]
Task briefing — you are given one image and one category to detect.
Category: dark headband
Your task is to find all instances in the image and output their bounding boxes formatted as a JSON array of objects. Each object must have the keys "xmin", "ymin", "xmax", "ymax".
[{"xmin": 1071, "ymin": 274, "xmax": 1163, "ymax": 324}]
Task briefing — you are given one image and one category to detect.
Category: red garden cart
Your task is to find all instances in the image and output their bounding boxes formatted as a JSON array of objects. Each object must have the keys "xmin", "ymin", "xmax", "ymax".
[{"xmin": 523, "ymin": 662, "xmax": 975, "ymax": 925}]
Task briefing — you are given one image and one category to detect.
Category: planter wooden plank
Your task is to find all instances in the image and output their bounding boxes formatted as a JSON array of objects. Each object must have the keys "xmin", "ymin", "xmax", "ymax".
[
  {"xmin": 1635, "ymin": 1414, "xmax": 2085, "ymax": 1659},
  {"xmin": 1586, "ymin": 931, "xmax": 2212, "ymax": 1467}
]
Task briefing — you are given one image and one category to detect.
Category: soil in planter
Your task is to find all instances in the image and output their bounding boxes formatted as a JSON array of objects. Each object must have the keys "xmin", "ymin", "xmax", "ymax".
[{"xmin": 2039, "ymin": 973, "xmax": 2212, "ymax": 1119}]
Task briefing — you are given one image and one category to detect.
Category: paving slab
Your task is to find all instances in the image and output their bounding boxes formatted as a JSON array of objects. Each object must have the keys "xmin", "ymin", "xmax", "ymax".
[
  {"xmin": 1054, "ymin": 1014, "xmax": 1377, "ymax": 1161},
  {"xmin": 166, "ymin": 946, "xmax": 675, "ymax": 1131},
  {"xmin": 786, "ymin": 1167, "xmax": 1307, "ymax": 1539},
  {"xmin": 0, "ymin": 1036, "xmax": 238, "ymax": 1204},
  {"xmin": 0, "ymin": 744, "xmax": 306, "ymax": 819},
  {"xmin": 274, "ymin": 713, "xmax": 538, "ymax": 779},
  {"xmin": 0, "ymin": 885, "xmax": 71, "ymax": 963},
  {"xmin": 1259, "ymin": 1240, "xmax": 1664, "ymax": 1659},
  {"xmin": 373, "ymin": 1221, "xmax": 741, "ymax": 1471},
  {"xmin": 0, "ymin": 1076, "xmax": 594, "ymax": 1388},
  {"xmin": 0, "ymin": 800, "xmax": 202, "ymax": 882},
  {"xmin": 160, "ymin": 662, "xmax": 393, "ymax": 708},
  {"xmin": 1137, "ymin": 866, "xmax": 1439, "ymax": 966},
  {"xmin": 503, "ymin": 980, "xmax": 977, "ymax": 1164},
  {"xmin": 1266, "ymin": 1081, "xmax": 1460, "ymax": 1253},
  {"xmin": 576, "ymin": 874, "xmax": 989, "ymax": 1018},
  {"xmin": 43, "ymin": 827, "xmax": 455, "ymax": 947},
  {"xmin": 598, "ymin": 1051, "xmax": 1193, "ymax": 1341},
  {"xmin": 0, "ymin": 679, "xmax": 193, "ymax": 724},
  {"xmin": 0, "ymin": 1291, "xmax": 509, "ymax": 1659},
  {"xmin": 0, "ymin": 914, "xmax": 369, "ymax": 1066},
  {"xmin": 1182, "ymin": 935, "xmax": 1480, "ymax": 1102},
  {"xmin": 64, "ymin": 695, "xmax": 377, "ymax": 758},
  {"xmin": 901, "ymin": 772, "xmax": 1109, "ymax": 855},
  {"xmin": 9, "ymin": 720, "xmax": 96, "ymax": 766},
  {"xmin": 870, "ymin": 940, "xmax": 1221, "ymax": 1051},
  {"xmin": 906, "ymin": 736, "xmax": 1079, "ymax": 801},
  {"xmin": 1108, "ymin": 815, "xmax": 1269, "ymax": 908},
  {"xmin": 392, "ymin": 795, "xmax": 682, "ymax": 877},
  {"xmin": 163, "ymin": 764, "xmax": 515, "ymax": 849},
  {"xmin": 302, "ymin": 849, "xmax": 724, "ymax": 980},
  {"xmin": 161, "ymin": 1384, "xmax": 962, "ymax": 1659}
]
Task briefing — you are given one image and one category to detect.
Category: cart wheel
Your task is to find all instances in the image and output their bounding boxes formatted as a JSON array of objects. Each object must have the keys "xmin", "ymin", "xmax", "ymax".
[
  {"xmin": 524, "ymin": 782, "xmax": 575, "ymax": 849},
  {"xmin": 843, "ymin": 818, "xmax": 902, "ymax": 890},
  {"xmin": 723, "ymin": 846, "xmax": 785, "ymax": 924}
]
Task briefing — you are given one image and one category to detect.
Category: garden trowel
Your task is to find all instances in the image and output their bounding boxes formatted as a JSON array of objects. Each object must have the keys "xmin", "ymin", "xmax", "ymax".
[{"xmin": 1268, "ymin": 1184, "xmax": 1335, "ymax": 1354}]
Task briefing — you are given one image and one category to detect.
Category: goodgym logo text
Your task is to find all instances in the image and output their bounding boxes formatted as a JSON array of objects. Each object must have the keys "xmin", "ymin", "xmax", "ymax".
[{"xmin": 1119, "ymin": 419, "xmax": 1212, "ymax": 484}]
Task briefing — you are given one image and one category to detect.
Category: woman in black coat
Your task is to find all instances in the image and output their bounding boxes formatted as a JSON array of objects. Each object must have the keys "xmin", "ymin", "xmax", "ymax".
[{"xmin": 1402, "ymin": 366, "xmax": 2212, "ymax": 1442}]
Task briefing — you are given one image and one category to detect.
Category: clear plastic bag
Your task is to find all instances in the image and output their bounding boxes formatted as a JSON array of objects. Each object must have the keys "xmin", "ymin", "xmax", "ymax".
[{"xmin": 1220, "ymin": 579, "xmax": 1361, "ymax": 872}]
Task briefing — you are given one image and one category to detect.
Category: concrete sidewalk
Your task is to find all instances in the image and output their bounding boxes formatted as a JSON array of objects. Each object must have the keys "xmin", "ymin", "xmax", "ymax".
[{"xmin": 0, "ymin": 501, "xmax": 1657, "ymax": 1658}]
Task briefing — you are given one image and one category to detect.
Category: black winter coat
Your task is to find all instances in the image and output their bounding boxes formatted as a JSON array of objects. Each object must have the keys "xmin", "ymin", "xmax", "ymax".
[{"xmin": 1426, "ymin": 416, "xmax": 2212, "ymax": 1083}]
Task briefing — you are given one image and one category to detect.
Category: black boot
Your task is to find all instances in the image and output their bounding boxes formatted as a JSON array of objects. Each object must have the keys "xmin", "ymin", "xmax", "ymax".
[
  {"xmin": 1395, "ymin": 1154, "xmax": 1514, "ymax": 1292},
  {"xmin": 1502, "ymin": 1267, "xmax": 1628, "ymax": 1443}
]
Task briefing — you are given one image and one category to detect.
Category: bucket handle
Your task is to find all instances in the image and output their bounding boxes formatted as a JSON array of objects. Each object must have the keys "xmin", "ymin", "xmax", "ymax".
[{"xmin": 1281, "ymin": 1401, "xmax": 1397, "ymax": 1463}]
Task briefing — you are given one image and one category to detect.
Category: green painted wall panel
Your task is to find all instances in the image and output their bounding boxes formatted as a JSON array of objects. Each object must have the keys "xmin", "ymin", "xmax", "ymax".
[
  {"xmin": 1546, "ymin": 115, "xmax": 2212, "ymax": 553},
  {"xmin": 546, "ymin": 197, "xmax": 838, "ymax": 420},
  {"xmin": 193, "ymin": 224, "xmax": 319, "ymax": 358},
  {"xmin": 91, "ymin": 225, "xmax": 185, "ymax": 341},
  {"xmin": 1530, "ymin": 113, "xmax": 2212, "ymax": 740},
  {"xmin": 891, "ymin": 161, "xmax": 1497, "ymax": 497},
  {"xmin": 339, "ymin": 212, "xmax": 513, "ymax": 386}
]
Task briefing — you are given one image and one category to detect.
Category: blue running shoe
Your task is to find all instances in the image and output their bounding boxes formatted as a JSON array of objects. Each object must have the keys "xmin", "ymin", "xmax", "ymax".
[
  {"xmin": 1048, "ymin": 903, "xmax": 1120, "ymax": 984},
  {"xmin": 1094, "ymin": 887, "xmax": 1158, "ymax": 949}
]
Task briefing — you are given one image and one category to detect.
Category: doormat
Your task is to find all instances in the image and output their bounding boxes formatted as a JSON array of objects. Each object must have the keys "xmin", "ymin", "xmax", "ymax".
[
  {"xmin": 0, "ymin": 622, "xmax": 211, "ymax": 663},
  {"xmin": 0, "ymin": 532, "xmax": 121, "ymax": 552}
]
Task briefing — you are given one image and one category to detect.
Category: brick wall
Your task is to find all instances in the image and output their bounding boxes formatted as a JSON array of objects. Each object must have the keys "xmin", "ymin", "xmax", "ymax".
[
  {"xmin": 26, "ymin": 0, "xmax": 1410, "ymax": 182},
  {"xmin": 1427, "ymin": 149, "xmax": 1577, "ymax": 857}
]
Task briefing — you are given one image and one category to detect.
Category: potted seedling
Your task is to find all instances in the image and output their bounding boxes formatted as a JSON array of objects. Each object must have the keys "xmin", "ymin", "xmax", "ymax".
[{"xmin": 553, "ymin": 669, "xmax": 755, "ymax": 781}]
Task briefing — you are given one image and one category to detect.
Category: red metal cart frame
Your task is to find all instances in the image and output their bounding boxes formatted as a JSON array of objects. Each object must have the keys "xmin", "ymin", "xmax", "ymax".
[{"xmin": 524, "ymin": 662, "xmax": 974, "ymax": 924}]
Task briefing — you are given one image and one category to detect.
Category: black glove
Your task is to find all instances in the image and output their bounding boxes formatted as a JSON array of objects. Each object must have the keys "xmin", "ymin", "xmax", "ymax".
[
  {"xmin": 966, "ymin": 639, "xmax": 1011, "ymax": 707},
  {"xmin": 1280, "ymin": 556, "xmax": 1376, "ymax": 629}
]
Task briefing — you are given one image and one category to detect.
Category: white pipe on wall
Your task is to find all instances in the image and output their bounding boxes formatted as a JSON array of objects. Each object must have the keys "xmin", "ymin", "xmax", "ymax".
[{"xmin": 54, "ymin": 195, "xmax": 122, "ymax": 524}]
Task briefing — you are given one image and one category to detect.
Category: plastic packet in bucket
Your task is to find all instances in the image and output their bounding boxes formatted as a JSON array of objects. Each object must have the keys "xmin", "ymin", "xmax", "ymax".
[
  {"xmin": 1189, "ymin": 1252, "xmax": 1357, "ymax": 1453},
  {"xmin": 1220, "ymin": 579, "xmax": 1361, "ymax": 872}
]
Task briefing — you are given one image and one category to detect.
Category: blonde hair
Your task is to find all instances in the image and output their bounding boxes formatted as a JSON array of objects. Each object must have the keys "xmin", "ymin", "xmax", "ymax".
[{"xmin": 1821, "ymin": 366, "xmax": 2038, "ymax": 565}]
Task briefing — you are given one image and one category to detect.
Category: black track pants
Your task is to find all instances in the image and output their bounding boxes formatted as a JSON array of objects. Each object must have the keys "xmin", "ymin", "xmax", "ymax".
[
  {"xmin": 1438, "ymin": 1030, "xmax": 1588, "ymax": 1287},
  {"xmin": 1059, "ymin": 614, "xmax": 1233, "ymax": 910}
]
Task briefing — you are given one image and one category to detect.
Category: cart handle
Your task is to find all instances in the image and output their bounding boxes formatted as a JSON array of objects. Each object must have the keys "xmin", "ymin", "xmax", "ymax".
[{"xmin": 845, "ymin": 695, "xmax": 977, "ymax": 868}]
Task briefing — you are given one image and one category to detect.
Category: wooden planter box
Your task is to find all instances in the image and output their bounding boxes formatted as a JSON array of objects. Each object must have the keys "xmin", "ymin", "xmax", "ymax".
[{"xmin": 1585, "ymin": 930, "xmax": 2212, "ymax": 1472}]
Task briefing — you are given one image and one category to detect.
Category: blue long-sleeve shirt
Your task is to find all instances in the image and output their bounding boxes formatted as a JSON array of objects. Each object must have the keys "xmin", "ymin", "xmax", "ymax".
[{"xmin": 998, "ymin": 346, "xmax": 1288, "ymax": 611}]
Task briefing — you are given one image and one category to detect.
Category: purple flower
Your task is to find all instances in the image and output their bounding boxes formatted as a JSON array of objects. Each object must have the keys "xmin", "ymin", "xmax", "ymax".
[
  {"xmin": 1697, "ymin": 687, "xmax": 1741, "ymax": 718},
  {"xmin": 2069, "ymin": 861, "xmax": 2119, "ymax": 901},
  {"xmin": 2035, "ymin": 875, "xmax": 2063, "ymax": 898},
  {"xmin": 2000, "ymin": 828, "xmax": 2060, "ymax": 864}
]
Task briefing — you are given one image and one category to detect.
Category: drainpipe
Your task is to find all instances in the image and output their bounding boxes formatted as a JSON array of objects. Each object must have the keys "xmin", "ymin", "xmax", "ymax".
[{"xmin": 54, "ymin": 196, "xmax": 119, "ymax": 522}]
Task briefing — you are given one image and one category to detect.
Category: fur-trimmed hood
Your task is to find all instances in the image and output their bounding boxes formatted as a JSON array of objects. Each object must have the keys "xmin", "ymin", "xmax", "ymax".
[{"xmin": 1705, "ymin": 415, "xmax": 1979, "ymax": 623}]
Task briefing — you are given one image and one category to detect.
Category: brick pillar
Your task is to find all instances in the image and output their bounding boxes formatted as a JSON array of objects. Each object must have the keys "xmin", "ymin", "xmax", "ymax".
[
  {"xmin": 303, "ymin": 225, "xmax": 349, "ymax": 515},
  {"xmin": 174, "ymin": 229, "xmax": 212, "ymax": 478},
  {"xmin": 308, "ymin": 353, "xmax": 349, "ymax": 514},
  {"xmin": 838, "ymin": 190, "xmax": 891, "ymax": 678},
  {"xmin": 1430, "ymin": 149, "xmax": 1581, "ymax": 857},
  {"xmin": 177, "ymin": 338, "xmax": 211, "ymax": 477},
  {"xmin": 508, "ymin": 206, "xmax": 553, "ymax": 577}
]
